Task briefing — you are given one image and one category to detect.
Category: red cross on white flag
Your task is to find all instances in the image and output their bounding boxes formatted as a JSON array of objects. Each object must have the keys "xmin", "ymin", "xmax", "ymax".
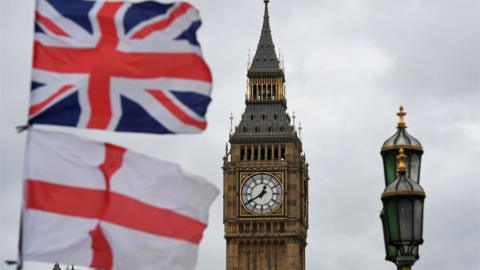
[{"xmin": 21, "ymin": 129, "xmax": 218, "ymax": 270}]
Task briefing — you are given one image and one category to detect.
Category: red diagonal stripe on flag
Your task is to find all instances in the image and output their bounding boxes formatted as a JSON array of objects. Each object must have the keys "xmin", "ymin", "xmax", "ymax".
[
  {"xmin": 132, "ymin": 2, "xmax": 192, "ymax": 39},
  {"xmin": 148, "ymin": 89, "xmax": 207, "ymax": 130},
  {"xmin": 35, "ymin": 11, "xmax": 69, "ymax": 37},
  {"xmin": 29, "ymin": 84, "xmax": 75, "ymax": 116},
  {"xmin": 26, "ymin": 180, "xmax": 206, "ymax": 245}
]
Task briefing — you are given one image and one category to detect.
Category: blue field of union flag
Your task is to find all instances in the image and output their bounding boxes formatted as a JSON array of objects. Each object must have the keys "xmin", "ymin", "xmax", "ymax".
[{"xmin": 29, "ymin": 0, "xmax": 213, "ymax": 134}]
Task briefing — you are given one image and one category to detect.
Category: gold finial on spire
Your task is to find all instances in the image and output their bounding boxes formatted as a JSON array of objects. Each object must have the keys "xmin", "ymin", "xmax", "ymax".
[
  {"xmin": 396, "ymin": 105, "xmax": 407, "ymax": 128},
  {"xmin": 396, "ymin": 148, "xmax": 407, "ymax": 173}
]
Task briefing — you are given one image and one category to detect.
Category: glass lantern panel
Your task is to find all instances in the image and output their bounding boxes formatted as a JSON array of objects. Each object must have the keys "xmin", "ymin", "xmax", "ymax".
[
  {"xmin": 409, "ymin": 153, "xmax": 420, "ymax": 183},
  {"xmin": 412, "ymin": 246, "xmax": 419, "ymax": 259},
  {"xmin": 396, "ymin": 132, "xmax": 409, "ymax": 145},
  {"xmin": 386, "ymin": 245, "xmax": 397, "ymax": 261},
  {"xmin": 386, "ymin": 200, "xmax": 400, "ymax": 242},
  {"xmin": 381, "ymin": 211, "xmax": 390, "ymax": 242},
  {"xmin": 381, "ymin": 212, "xmax": 397, "ymax": 261},
  {"xmin": 413, "ymin": 199, "xmax": 424, "ymax": 241},
  {"xmin": 398, "ymin": 199, "xmax": 413, "ymax": 241},
  {"xmin": 383, "ymin": 153, "xmax": 397, "ymax": 186}
]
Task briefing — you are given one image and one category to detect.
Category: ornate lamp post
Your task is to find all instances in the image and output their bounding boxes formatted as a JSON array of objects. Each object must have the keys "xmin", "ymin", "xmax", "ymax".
[
  {"xmin": 381, "ymin": 106, "xmax": 423, "ymax": 186},
  {"xmin": 382, "ymin": 149, "xmax": 425, "ymax": 270},
  {"xmin": 380, "ymin": 106, "xmax": 426, "ymax": 269}
]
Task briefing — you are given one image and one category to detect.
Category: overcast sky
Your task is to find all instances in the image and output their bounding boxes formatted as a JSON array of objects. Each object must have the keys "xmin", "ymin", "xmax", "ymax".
[{"xmin": 1, "ymin": 0, "xmax": 479, "ymax": 270}]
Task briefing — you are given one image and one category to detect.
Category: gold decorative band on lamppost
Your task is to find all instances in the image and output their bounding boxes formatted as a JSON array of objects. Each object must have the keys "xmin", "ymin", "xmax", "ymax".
[{"xmin": 381, "ymin": 144, "xmax": 424, "ymax": 152}]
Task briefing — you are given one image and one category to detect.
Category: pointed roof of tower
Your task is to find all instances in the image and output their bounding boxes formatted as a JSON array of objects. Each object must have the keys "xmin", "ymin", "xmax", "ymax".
[
  {"xmin": 230, "ymin": 0, "xmax": 300, "ymax": 148},
  {"xmin": 248, "ymin": 0, "xmax": 283, "ymax": 77}
]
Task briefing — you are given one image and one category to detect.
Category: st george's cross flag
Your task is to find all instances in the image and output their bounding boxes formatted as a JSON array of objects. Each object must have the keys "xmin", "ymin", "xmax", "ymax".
[
  {"xmin": 29, "ymin": 0, "xmax": 212, "ymax": 134},
  {"xmin": 22, "ymin": 129, "xmax": 218, "ymax": 269}
]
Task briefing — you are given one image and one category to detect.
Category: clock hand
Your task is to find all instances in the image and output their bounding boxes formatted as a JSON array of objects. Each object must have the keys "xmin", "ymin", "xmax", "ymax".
[
  {"xmin": 245, "ymin": 185, "xmax": 267, "ymax": 205},
  {"xmin": 258, "ymin": 185, "xmax": 267, "ymax": 198},
  {"xmin": 244, "ymin": 197, "xmax": 257, "ymax": 205}
]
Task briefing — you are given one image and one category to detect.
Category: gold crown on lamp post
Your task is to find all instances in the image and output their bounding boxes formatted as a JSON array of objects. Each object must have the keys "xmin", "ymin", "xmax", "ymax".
[
  {"xmin": 397, "ymin": 105, "xmax": 407, "ymax": 128},
  {"xmin": 396, "ymin": 148, "xmax": 407, "ymax": 173}
]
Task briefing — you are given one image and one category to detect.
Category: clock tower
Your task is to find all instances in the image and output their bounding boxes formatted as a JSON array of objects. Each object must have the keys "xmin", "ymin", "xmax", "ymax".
[{"xmin": 223, "ymin": 1, "xmax": 309, "ymax": 269}]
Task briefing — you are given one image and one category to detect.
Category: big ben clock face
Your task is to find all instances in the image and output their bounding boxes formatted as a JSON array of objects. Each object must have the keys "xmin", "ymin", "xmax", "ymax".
[{"xmin": 241, "ymin": 174, "xmax": 283, "ymax": 215}]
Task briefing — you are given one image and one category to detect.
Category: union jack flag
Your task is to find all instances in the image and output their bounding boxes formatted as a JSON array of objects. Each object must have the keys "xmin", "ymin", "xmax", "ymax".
[{"xmin": 29, "ymin": 0, "xmax": 212, "ymax": 134}]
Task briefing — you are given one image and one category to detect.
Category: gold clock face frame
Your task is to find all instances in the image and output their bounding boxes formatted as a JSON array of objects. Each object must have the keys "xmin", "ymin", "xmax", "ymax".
[{"xmin": 240, "ymin": 172, "xmax": 284, "ymax": 216}]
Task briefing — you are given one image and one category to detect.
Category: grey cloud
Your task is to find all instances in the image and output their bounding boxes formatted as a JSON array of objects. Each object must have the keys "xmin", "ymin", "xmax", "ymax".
[{"xmin": 1, "ymin": 0, "xmax": 479, "ymax": 270}]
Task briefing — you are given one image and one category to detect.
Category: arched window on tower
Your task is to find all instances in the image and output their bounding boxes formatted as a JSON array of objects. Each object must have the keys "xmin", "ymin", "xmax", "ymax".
[
  {"xmin": 273, "ymin": 85, "xmax": 277, "ymax": 99},
  {"xmin": 262, "ymin": 85, "xmax": 267, "ymax": 99},
  {"xmin": 267, "ymin": 84, "xmax": 272, "ymax": 99},
  {"xmin": 247, "ymin": 147, "xmax": 252, "ymax": 161},
  {"xmin": 260, "ymin": 147, "xmax": 265, "ymax": 160},
  {"xmin": 253, "ymin": 85, "xmax": 257, "ymax": 99},
  {"xmin": 250, "ymin": 114, "xmax": 254, "ymax": 121},
  {"xmin": 254, "ymin": 147, "xmax": 258, "ymax": 160}
]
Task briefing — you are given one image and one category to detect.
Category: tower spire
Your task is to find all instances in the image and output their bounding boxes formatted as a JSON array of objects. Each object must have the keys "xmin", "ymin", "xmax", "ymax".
[{"xmin": 248, "ymin": 0, "xmax": 282, "ymax": 76}]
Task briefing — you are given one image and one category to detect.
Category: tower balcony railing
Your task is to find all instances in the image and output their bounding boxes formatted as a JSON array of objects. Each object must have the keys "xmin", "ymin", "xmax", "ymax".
[
  {"xmin": 245, "ymin": 96, "xmax": 286, "ymax": 103},
  {"xmin": 226, "ymin": 160, "xmax": 287, "ymax": 168}
]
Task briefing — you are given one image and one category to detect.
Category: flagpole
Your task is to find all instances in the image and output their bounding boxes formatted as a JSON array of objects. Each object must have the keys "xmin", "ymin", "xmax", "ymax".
[
  {"xmin": 15, "ymin": 125, "xmax": 30, "ymax": 270},
  {"xmin": 16, "ymin": 126, "xmax": 27, "ymax": 270},
  {"xmin": 16, "ymin": 214, "xmax": 23, "ymax": 270},
  {"xmin": 4, "ymin": 210, "xmax": 23, "ymax": 269}
]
